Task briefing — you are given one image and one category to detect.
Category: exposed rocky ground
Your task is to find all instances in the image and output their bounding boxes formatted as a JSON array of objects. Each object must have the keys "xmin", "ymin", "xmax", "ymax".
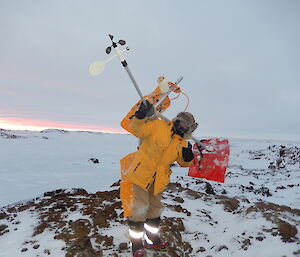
[
  {"xmin": 0, "ymin": 180, "xmax": 299, "ymax": 257},
  {"xmin": 0, "ymin": 131, "xmax": 299, "ymax": 256},
  {"xmin": 181, "ymin": 143, "xmax": 300, "ymax": 209}
]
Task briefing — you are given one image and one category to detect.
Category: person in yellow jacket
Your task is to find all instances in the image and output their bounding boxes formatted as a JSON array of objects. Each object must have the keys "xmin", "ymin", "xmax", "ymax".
[{"xmin": 125, "ymin": 100, "xmax": 198, "ymax": 257}]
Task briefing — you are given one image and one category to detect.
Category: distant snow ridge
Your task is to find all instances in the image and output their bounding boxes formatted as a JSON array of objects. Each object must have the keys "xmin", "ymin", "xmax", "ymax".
[
  {"xmin": 40, "ymin": 129, "xmax": 70, "ymax": 134},
  {"xmin": 40, "ymin": 129, "xmax": 104, "ymax": 135},
  {"xmin": 0, "ymin": 130, "xmax": 26, "ymax": 139}
]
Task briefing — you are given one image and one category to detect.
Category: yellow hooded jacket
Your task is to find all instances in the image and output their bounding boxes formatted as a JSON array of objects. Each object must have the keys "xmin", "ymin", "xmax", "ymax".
[{"xmin": 127, "ymin": 117, "xmax": 193, "ymax": 195}]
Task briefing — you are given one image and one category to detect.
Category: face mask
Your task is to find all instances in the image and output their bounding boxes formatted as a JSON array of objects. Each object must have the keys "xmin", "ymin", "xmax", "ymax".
[
  {"xmin": 189, "ymin": 122, "xmax": 198, "ymax": 133},
  {"xmin": 173, "ymin": 119, "xmax": 188, "ymax": 136}
]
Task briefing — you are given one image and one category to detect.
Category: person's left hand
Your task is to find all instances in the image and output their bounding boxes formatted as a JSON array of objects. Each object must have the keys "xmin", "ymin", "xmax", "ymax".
[{"xmin": 182, "ymin": 142, "xmax": 194, "ymax": 162}]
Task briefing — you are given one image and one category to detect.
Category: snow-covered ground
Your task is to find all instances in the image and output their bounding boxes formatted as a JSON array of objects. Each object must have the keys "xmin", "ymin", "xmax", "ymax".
[
  {"xmin": 0, "ymin": 129, "xmax": 299, "ymax": 257},
  {"xmin": 184, "ymin": 137, "xmax": 300, "ymax": 208},
  {"xmin": 0, "ymin": 129, "xmax": 137, "ymax": 208}
]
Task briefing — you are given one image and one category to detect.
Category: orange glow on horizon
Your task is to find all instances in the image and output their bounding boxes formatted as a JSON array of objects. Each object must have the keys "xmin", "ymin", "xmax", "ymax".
[{"xmin": 0, "ymin": 117, "xmax": 126, "ymax": 134}]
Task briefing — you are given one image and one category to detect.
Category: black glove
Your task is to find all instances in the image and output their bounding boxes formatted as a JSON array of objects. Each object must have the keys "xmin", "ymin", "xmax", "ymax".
[
  {"xmin": 182, "ymin": 142, "xmax": 194, "ymax": 162},
  {"xmin": 134, "ymin": 100, "xmax": 155, "ymax": 119}
]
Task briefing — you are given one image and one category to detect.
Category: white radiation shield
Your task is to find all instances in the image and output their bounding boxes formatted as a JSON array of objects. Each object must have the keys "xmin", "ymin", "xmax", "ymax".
[
  {"xmin": 89, "ymin": 61, "xmax": 105, "ymax": 75},
  {"xmin": 89, "ymin": 47, "xmax": 129, "ymax": 76}
]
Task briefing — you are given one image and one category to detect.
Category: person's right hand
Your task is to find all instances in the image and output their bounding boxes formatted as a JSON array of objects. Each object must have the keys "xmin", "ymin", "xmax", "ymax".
[{"xmin": 134, "ymin": 100, "xmax": 155, "ymax": 119}]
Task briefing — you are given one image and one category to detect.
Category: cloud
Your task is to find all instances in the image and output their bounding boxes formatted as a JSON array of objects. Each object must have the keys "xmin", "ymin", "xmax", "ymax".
[
  {"xmin": 0, "ymin": 0, "xmax": 299, "ymax": 140},
  {"xmin": 0, "ymin": 117, "xmax": 125, "ymax": 133}
]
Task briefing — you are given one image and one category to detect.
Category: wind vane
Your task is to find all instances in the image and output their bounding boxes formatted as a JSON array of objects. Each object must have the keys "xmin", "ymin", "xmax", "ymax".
[{"xmin": 89, "ymin": 34, "xmax": 147, "ymax": 105}]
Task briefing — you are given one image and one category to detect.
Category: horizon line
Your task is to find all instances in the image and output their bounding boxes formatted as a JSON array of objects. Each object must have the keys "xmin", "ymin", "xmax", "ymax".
[
  {"xmin": 0, "ymin": 117, "xmax": 127, "ymax": 134},
  {"xmin": 1, "ymin": 118, "xmax": 299, "ymax": 142}
]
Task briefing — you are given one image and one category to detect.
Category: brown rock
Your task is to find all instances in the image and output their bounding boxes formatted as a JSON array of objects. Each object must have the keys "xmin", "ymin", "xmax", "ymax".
[
  {"xmin": 166, "ymin": 182, "xmax": 186, "ymax": 193},
  {"xmin": 217, "ymin": 245, "xmax": 229, "ymax": 251},
  {"xmin": 70, "ymin": 205, "xmax": 77, "ymax": 212},
  {"xmin": 163, "ymin": 217, "xmax": 185, "ymax": 232},
  {"xmin": 196, "ymin": 247, "xmax": 206, "ymax": 252},
  {"xmin": 93, "ymin": 213, "xmax": 109, "ymax": 228},
  {"xmin": 0, "ymin": 224, "xmax": 8, "ymax": 231},
  {"xmin": 44, "ymin": 189, "xmax": 65, "ymax": 197},
  {"xmin": 71, "ymin": 219, "xmax": 91, "ymax": 238},
  {"xmin": 66, "ymin": 237, "xmax": 102, "ymax": 257},
  {"xmin": 33, "ymin": 222, "xmax": 48, "ymax": 236},
  {"xmin": 111, "ymin": 180, "xmax": 120, "ymax": 187},
  {"xmin": 0, "ymin": 213, "xmax": 8, "ymax": 220},
  {"xmin": 256, "ymin": 236, "xmax": 264, "ymax": 241},
  {"xmin": 95, "ymin": 234, "xmax": 114, "ymax": 247},
  {"xmin": 278, "ymin": 220, "xmax": 298, "ymax": 242},
  {"xmin": 293, "ymin": 249, "xmax": 300, "ymax": 255},
  {"xmin": 217, "ymin": 196, "xmax": 240, "ymax": 212},
  {"xmin": 174, "ymin": 205, "xmax": 183, "ymax": 213},
  {"xmin": 185, "ymin": 188, "xmax": 202, "ymax": 199},
  {"xmin": 205, "ymin": 182, "xmax": 215, "ymax": 195},
  {"xmin": 173, "ymin": 197, "xmax": 184, "ymax": 203},
  {"xmin": 89, "ymin": 158, "xmax": 99, "ymax": 164},
  {"xmin": 241, "ymin": 238, "xmax": 252, "ymax": 250},
  {"xmin": 6, "ymin": 207, "xmax": 17, "ymax": 213},
  {"xmin": 44, "ymin": 249, "xmax": 51, "ymax": 255},
  {"xmin": 118, "ymin": 242, "xmax": 128, "ymax": 251}
]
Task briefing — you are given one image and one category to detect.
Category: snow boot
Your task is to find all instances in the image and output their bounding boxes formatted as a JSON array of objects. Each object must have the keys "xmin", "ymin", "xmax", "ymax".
[
  {"xmin": 143, "ymin": 217, "xmax": 169, "ymax": 251},
  {"xmin": 133, "ymin": 249, "xmax": 147, "ymax": 257},
  {"xmin": 128, "ymin": 220, "xmax": 146, "ymax": 256}
]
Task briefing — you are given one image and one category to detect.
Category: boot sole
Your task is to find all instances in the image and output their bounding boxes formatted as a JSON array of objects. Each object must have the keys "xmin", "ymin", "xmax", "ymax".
[{"xmin": 145, "ymin": 245, "xmax": 168, "ymax": 251}]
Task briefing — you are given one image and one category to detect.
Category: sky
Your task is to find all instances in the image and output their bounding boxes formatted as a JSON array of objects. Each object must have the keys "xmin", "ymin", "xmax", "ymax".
[{"xmin": 0, "ymin": 0, "xmax": 299, "ymax": 140}]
